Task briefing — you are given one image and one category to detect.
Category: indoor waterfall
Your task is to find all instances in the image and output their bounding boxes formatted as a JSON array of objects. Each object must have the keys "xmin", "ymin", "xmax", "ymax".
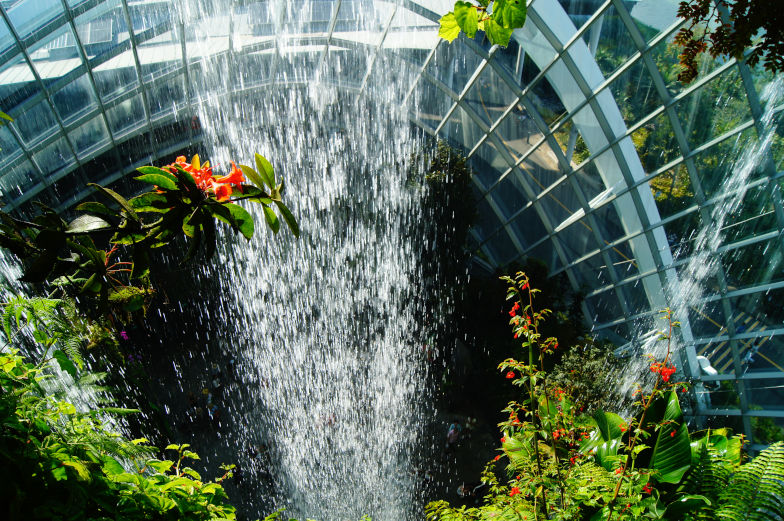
[{"xmin": 169, "ymin": 1, "xmax": 437, "ymax": 519}]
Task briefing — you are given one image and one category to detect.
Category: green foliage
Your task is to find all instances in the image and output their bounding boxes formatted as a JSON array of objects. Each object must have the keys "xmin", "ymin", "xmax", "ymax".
[
  {"xmin": 675, "ymin": 1, "xmax": 784, "ymax": 83},
  {"xmin": 439, "ymin": 0, "xmax": 526, "ymax": 47},
  {"xmin": 0, "ymin": 349, "xmax": 237, "ymax": 521},
  {"xmin": 548, "ymin": 336, "xmax": 622, "ymax": 414},
  {"xmin": 0, "ymin": 153, "xmax": 297, "ymax": 318},
  {"xmin": 715, "ymin": 442, "xmax": 784, "ymax": 521},
  {"xmin": 427, "ymin": 274, "xmax": 784, "ymax": 521}
]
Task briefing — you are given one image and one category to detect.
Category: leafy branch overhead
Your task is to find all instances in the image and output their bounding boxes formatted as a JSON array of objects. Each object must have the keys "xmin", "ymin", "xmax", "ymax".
[
  {"xmin": 676, "ymin": 0, "xmax": 784, "ymax": 83},
  {"xmin": 439, "ymin": 0, "xmax": 527, "ymax": 47},
  {"xmin": 0, "ymin": 153, "xmax": 298, "ymax": 316}
]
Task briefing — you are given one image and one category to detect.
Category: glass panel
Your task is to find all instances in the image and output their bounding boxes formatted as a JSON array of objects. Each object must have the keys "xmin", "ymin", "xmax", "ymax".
[
  {"xmin": 282, "ymin": 47, "xmax": 322, "ymax": 85},
  {"xmin": 718, "ymin": 185, "xmax": 777, "ymax": 244},
  {"xmin": 425, "ymin": 39, "xmax": 482, "ymax": 95},
  {"xmin": 147, "ymin": 75, "xmax": 186, "ymax": 117},
  {"xmin": 585, "ymin": 292, "xmax": 624, "ymax": 325},
  {"xmin": 33, "ymin": 136, "xmax": 74, "ymax": 176},
  {"xmin": 675, "ymin": 67, "xmax": 750, "ymax": 151},
  {"xmin": 587, "ymin": 4, "xmax": 639, "ymax": 78},
  {"xmin": 237, "ymin": 50, "xmax": 274, "ymax": 87},
  {"xmin": 495, "ymin": 104, "xmax": 539, "ymax": 162},
  {"xmin": 689, "ymin": 299, "xmax": 726, "ymax": 340},
  {"xmin": 27, "ymin": 24, "xmax": 80, "ymax": 83},
  {"xmin": 559, "ymin": 217, "xmax": 598, "ymax": 264},
  {"xmin": 529, "ymin": 238, "xmax": 563, "ymax": 272},
  {"xmin": 137, "ymin": 30, "xmax": 181, "ymax": 83},
  {"xmin": 623, "ymin": 278, "xmax": 651, "ymax": 316},
  {"xmin": 0, "ymin": 9, "xmax": 14, "ymax": 59},
  {"xmin": 0, "ymin": 124, "xmax": 21, "ymax": 162},
  {"xmin": 491, "ymin": 173, "xmax": 526, "ymax": 218},
  {"xmin": 413, "ymin": 75, "xmax": 450, "ymax": 132},
  {"xmin": 6, "ymin": 0, "xmax": 63, "ymax": 41},
  {"xmin": 748, "ymin": 384, "xmax": 784, "ymax": 444},
  {"xmin": 485, "ymin": 227, "xmax": 519, "ymax": 266},
  {"xmin": 0, "ymin": 159, "xmax": 38, "ymax": 200},
  {"xmin": 51, "ymin": 74, "xmax": 97, "ymax": 123},
  {"xmin": 663, "ymin": 210, "xmax": 703, "ymax": 256},
  {"xmin": 607, "ymin": 54, "xmax": 661, "ymax": 128},
  {"xmin": 524, "ymin": 59, "xmax": 566, "ymax": 128},
  {"xmin": 649, "ymin": 164, "xmax": 695, "ymax": 219},
  {"xmin": 68, "ymin": 115, "xmax": 109, "ymax": 158},
  {"xmin": 1, "ymin": 53, "xmax": 41, "ymax": 111},
  {"xmin": 473, "ymin": 197, "xmax": 502, "ymax": 242},
  {"xmin": 93, "ymin": 49, "xmax": 140, "ymax": 101},
  {"xmin": 106, "ymin": 95, "xmax": 145, "ymax": 137},
  {"xmin": 74, "ymin": 0, "xmax": 124, "ymax": 61},
  {"xmin": 14, "ymin": 101, "xmax": 57, "ymax": 144},
  {"xmin": 518, "ymin": 145, "xmax": 561, "ymax": 198},
  {"xmin": 723, "ymin": 238, "xmax": 784, "ymax": 289},
  {"xmin": 692, "ymin": 127, "xmax": 757, "ymax": 199},
  {"xmin": 473, "ymin": 139, "xmax": 508, "ymax": 189},
  {"xmin": 508, "ymin": 205, "xmax": 546, "ymax": 248},
  {"xmin": 464, "ymin": 64, "xmax": 516, "ymax": 127},
  {"xmin": 632, "ymin": 109, "xmax": 679, "ymax": 174}
]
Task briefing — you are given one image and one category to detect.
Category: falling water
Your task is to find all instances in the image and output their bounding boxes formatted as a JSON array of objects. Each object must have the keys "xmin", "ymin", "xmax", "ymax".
[
  {"xmin": 172, "ymin": 1, "xmax": 434, "ymax": 519},
  {"xmin": 619, "ymin": 77, "xmax": 784, "ymax": 396}
]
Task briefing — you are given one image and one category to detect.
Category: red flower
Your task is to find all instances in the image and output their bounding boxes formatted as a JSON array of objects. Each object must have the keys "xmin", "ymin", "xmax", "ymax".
[
  {"xmin": 493, "ymin": 455, "xmax": 501, "ymax": 461},
  {"xmin": 215, "ymin": 161, "xmax": 246, "ymax": 189},
  {"xmin": 506, "ymin": 371, "xmax": 515, "ymax": 379},
  {"xmin": 620, "ymin": 425, "xmax": 627, "ymax": 432},
  {"xmin": 642, "ymin": 482, "xmax": 652, "ymax": 494},
  {"xmin": 509, "ymin": 486, "xmax": 521, "ymax": 497},
  {"xmin": 501, "ymin": 437, "xmax": 507, "ymax": 443},
  {"xmin": 615, "ymin": 468, "xmax": 623, "ymax": 475},
  {"xmin": 671, "ymin": 430, "xmax": 676, "ymax": 437}
]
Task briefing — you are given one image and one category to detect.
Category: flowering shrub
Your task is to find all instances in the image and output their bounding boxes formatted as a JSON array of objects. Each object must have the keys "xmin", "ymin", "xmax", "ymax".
[
  {"xmin": 0, "ymin": 152, "xmax": 297, "ymax": 319},
  {"xmin": 426, "ymin": 272, "xmax": 784, "ymax": 521}
]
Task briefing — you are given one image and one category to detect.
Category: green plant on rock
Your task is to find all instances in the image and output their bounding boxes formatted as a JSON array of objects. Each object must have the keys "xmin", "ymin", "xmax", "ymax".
[{"xmin": 426, "ymin": 272, "xmax": 784, "ymax": 521}]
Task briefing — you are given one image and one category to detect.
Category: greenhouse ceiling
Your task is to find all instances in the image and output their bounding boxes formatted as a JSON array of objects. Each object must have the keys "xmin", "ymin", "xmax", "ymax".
[{"xmin": 0, "ymin": 0, "xmax": 782, "ymax": 446}]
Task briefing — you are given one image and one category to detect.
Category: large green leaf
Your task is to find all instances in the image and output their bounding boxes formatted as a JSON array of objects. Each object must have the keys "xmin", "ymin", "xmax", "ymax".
[
  {"xmin": 135, "ymin": 165, "xmax": 178, "ymax": 184},
  {"xmin": 224, "ymin": 202, "xmax": 255, "ymax": 240},
  {"xmin": 438, "ymin": 12, "xmax": 461, "ymax": 42},
  {"xmin": 75, "ymin": 201, "xmax": 118, "ymax": 219},
  {"xmin": 129, "ymin": 192, "xmax": 171, "ymax": 213},
  {"xmin": 274, "ymin": 200, "xmax": 299, "ymax": 238},
  {"xmin": 254, "ymin": 153, "xmax": 276, "ymax": 189},
  {"xmin": 53, "ymin": 349, "xmax": 78, "ymax": 377},
  {"xmin": 134, "ymin": 173, "xmax": 178, "ymax": 191},
  {"xmin": 650, "ymin": 390, "xmax": 692, "ymax": 484},
  {"xmin": 492, "ymin": 0, "xmax": 527, "ymax": 29},
  {"xmin": 484, "ymin": 17, "xmax": 513, "ymax": 46},
  {"xmin": 454, "ymin": 1, "xmax": 479, "ymax": 38},
  {"xmin": 66, "ymin": 214, "xmax": 111, "ymax": 234},
  {"xmin": 238, "ymin": 164, "xmax": 267, "ymax": 191},
  {"xmin": 580, "ymin": 410, "xmax": 625, "ymax": 471},
  {"xmin": 87, "ymin": 184, "xmax": 139, "ymax": 222},
  {"xmin": 263, "ymin": 205, "xmax": 280, "ymax": 234}
]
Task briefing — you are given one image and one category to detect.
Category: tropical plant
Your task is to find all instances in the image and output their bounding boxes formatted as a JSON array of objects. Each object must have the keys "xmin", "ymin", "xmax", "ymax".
[
  {"xmin": 425, "ymin": 272, "xmax": 784, "ymax": 521},
  {"xmin": 439, "ymin": 0, "xmax": 527, "ymax": 47},
  {"xmin": 0, "ymin": 307, "xmax": 238, "ymax": 521},
  {"xmin": 0, "ymin": 153, "xmax": 297, "ymax": 318}
]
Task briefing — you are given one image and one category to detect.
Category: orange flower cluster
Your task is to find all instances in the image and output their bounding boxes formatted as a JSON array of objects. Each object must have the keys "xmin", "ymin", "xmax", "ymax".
[
  {"xmin": 166, "ymin": 155, "xmax": 245, "ymax": 202},
  {"xmin": 650, "ymin": 361, "xmax": 676, "ymax": 382}
]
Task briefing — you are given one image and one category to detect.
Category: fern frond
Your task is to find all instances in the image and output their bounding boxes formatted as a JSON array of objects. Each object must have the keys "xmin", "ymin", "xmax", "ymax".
[
  {"xmin": 716, "ymin": 441, "xmax": 784, "ymax": 521},
  {"xmin": 680, "ymin": 441, "xmax": 734, "ymax": 520}
]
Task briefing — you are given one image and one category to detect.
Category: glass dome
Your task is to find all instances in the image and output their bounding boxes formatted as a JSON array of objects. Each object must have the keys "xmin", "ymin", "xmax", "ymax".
[{"xmin": 0, "ymin": 0, "xmax": 782, "ymax": 447}]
